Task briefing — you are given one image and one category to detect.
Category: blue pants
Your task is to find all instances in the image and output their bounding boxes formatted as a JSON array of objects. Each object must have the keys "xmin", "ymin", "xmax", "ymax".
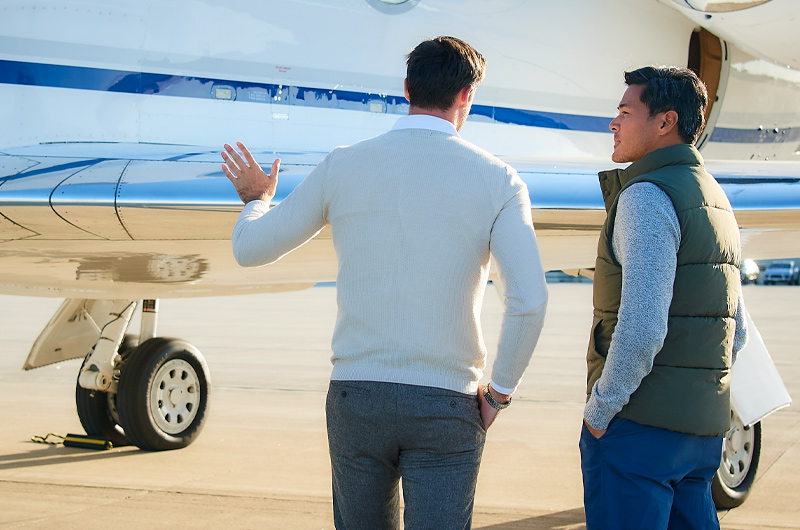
[
  {"xmin": 580, "ymin": 417, "xmax": 722, "ymax": 530},
  {"xmin": 326, "ymin": 381, "xmax": 486, "ymax": 530}
]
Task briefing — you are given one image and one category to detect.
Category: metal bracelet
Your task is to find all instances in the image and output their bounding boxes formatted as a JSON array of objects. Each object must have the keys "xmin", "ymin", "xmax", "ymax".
[{"xmin": 484, "ymin": 384, "xmax": 511, "ymax": 410}]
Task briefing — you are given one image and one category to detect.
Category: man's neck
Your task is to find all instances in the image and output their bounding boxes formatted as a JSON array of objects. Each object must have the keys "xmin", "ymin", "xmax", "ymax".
[
  {"xmin": 408, "ymin": 105, "xmax": 458, "ymax": 129},
  {"xmin": 636, "ymin": 140, "xmax": 690, "ymax": 162}
]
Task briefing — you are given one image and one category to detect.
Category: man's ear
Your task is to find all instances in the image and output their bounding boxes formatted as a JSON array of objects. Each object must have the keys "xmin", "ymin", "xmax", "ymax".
[
  {"xmin": 459, "ymin": 86, "xmax": 474, "ymax": 108},
  {"xmin": 404, "ymin": 78, "xmax": 410, "ymax": 103},
  {"xmin": 659, "ymin": 110, "xmax": 679, "ymax": 136}
]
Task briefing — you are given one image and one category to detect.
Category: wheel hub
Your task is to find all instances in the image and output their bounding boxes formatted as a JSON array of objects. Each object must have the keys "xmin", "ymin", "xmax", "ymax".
[
  {"xmin": 726, "ymin": 426, "xmax": 742, "ymax": 452},
  {"xmin": 167, "ymin": 386, "xmax": 185, "ymax": 407},
  {"xmin": 719, "ymin": 416, "xmax": 754, "ymax": 488},
  {"xmin": 150, "ymin": 359, "xmax": 201, "ymax": 435}
]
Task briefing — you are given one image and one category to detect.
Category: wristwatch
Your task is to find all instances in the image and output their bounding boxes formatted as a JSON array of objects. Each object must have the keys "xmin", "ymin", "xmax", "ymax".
[{"xmin": 483, "ymin": 384, "xmax": 511, "ymax": 410}]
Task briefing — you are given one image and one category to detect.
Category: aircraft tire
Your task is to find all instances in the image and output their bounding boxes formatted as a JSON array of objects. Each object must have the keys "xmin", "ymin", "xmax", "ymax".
[
  {"xmin": 712, "ymin": 413, "xmax": 761, "ymax": 510},
  {"xmin": 116, "ymin": 337, "xmax": 210, "ymax": 451},
  {"xmin": 75, "ymin": 334, "xmax": 138, "ymax": 447}
]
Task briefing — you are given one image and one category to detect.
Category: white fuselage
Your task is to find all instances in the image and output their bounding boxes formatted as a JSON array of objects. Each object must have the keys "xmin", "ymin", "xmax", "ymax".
[{"xmin": 1, "ymin": 0, "xmax": 799, "ymax": 160}]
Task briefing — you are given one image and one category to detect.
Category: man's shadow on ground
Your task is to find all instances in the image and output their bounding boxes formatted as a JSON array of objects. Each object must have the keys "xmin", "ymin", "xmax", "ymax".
[{"xmin": 478, "ymin": 507, "xmax": 586, "ymax": 530}]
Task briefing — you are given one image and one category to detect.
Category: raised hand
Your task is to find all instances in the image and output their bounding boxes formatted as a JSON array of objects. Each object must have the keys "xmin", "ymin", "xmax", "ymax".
[{"xmin": 221, "ymin": 141, "xmax": 281, "ymax": 204}]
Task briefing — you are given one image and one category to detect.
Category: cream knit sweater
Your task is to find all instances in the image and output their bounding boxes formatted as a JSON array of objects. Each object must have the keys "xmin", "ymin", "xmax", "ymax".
[{"xmin": 232, "ymin": 118, "xmax": 548, "ymax": 395}]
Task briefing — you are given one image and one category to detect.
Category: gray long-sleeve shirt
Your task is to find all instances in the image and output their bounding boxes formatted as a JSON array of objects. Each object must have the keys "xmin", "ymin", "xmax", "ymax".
[{"xmin": 584, "ymin": 182, "xmax": 748, "ymax": 430}]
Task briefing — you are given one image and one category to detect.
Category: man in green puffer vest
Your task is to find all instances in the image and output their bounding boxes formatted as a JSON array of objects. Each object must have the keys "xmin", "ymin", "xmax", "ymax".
[{"xmin": 579, "ymin": 66, "xmax": 749, "ymax": 529}]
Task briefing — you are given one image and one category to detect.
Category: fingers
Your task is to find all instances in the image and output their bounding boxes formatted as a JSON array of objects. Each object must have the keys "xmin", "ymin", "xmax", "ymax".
[
  {"xmin": 476, "ymin": 385, "xmax": 498, "ymax": 430},
  {"xmin": 221, "ymin": 149, "xmax": 241, "ymax": 180},
  {"xmin": 221, "ymin": 143, "xmax": 280, "ymax": 192},
  {"xmin": 270, "ymin": 158, "xmax": 281, "ymax": 179},
  {"xmin": 237, "ymin": 141, "xmax": 258, "ymax": 168},
  {"xmin": 221, "ymin": 163, "xmax": 236, "ymax": 182},
  {"xmin": 583, "ymin": 419, "xmax": 606, "ymax": 439},
  {"xmin": 480, "ymin": 402, "xmax": 499, "ymax": 430},
  {"xmin": 222, "ymin": 143, "xmax": 247, "ymax": 172},
  {"xmin": 222, "ymin": 142, "xmax": 273, "ymax": 174}
]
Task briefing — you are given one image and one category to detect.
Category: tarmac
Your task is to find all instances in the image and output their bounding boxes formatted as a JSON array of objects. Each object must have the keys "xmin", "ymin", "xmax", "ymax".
[{"xmin": 0, "ymin": 282, "xmax": 798, "ymax": 529}]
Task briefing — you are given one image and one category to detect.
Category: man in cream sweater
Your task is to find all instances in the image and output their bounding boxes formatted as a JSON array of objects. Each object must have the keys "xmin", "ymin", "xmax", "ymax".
[{"xmin": 222, "ymin": 36, "xmax": 548, "ymax": 529}]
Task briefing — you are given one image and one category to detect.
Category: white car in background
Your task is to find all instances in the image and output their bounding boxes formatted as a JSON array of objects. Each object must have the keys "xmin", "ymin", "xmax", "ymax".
[{"xmin": 762, "ymin": 260, "xmax": 800, "ymax": 285}]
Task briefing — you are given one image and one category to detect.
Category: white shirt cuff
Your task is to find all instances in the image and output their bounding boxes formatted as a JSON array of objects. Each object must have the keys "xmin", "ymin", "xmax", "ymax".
[{"xmin": 489, "ymin": 380, "xmax": 515, "ymax": 395}]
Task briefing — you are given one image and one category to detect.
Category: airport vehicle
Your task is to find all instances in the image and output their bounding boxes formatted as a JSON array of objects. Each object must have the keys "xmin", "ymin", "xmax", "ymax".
[
  {"xmin": 762, "ymin": 260, "xmax": 800, "ymax": 285},
  {"xmin": 740, "ymin": 259, "xmax": 761, "ymax": 285},
  {"xmin": 0, "ymin": 0, "xmax": 796, "ymax": 508}
]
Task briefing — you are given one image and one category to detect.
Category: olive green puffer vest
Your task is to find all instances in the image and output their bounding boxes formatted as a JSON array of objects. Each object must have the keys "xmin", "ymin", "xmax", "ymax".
[{"xmin": 587, "ymin": 144, "xmax": 740, "ymax": 436}]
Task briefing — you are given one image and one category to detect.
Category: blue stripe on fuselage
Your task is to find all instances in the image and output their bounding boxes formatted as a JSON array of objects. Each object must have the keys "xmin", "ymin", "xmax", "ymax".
[
  {"xmin": 0, "ymin": 59, "xmax": 608, "ymax": 134},
  {"xmin": 2, "ymin": 59, "xmax": 796, "ymax": 143}
]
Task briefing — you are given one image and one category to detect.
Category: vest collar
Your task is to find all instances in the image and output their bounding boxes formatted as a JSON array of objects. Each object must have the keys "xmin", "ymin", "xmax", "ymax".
[{"xmin": 597, "ymin": 144, "xmax": 704, "ymax": 211}]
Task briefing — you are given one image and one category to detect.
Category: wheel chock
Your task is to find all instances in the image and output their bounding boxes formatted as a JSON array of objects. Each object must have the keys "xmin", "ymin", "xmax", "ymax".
[{"xmin": 31, "ymin": 432, "xmax": 113, "ymax": 450}]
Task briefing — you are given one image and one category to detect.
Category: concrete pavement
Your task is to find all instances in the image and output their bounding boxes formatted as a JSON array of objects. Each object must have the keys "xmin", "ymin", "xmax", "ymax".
[{"xmin": 0, "ymin": 283, "xmax": 798, "ymax": 529}]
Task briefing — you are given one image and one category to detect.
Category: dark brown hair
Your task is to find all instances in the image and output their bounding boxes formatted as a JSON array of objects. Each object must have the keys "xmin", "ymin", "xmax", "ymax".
[
  {"xmin": 405, "ymin": 36, "xmax": 486, "ymax": 112},
  {"xmin": 624, "ymin": 66, "xmax": 708, "ymax": 144}
]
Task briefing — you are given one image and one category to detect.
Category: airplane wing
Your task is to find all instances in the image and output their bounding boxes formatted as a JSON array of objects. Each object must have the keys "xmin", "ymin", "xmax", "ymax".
[
  {"xmin": 3, "ymin": 143, "xmax": 800, "ymax": 300},
  {"xmin": 0, "ymin": 144, "xmax": 333, "ymax": 300}
]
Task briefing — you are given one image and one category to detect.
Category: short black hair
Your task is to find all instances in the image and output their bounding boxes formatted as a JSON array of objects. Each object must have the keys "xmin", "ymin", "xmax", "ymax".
[
  {"xmin": 624, "ymin": 66, "xmax": 708, "ymax": 144},
  {"xmin": 405, "ymin": 36, "xmax": 486, "ymax": 112}
]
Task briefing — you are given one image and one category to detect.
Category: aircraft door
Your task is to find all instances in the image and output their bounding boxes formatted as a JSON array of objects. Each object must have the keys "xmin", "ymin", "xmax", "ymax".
[{"xmin": 688, "ymin": 28, "xmax": 730, "ymax": 150}]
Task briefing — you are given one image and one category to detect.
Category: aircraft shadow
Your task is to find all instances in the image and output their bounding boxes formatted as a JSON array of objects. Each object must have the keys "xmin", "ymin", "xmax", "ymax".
[
  {"xmin": 476, "ymin": 507, "xmax": 586, "ymax": 530},
  {"xmin": 0, "ymin": 443, "xmax": 141, "ymax": 471}
]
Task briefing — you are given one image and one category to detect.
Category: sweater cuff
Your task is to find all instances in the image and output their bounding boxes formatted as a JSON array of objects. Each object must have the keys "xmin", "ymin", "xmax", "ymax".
[
  {"xmin": 241, "ymin": 199, "xmax": 270, "ymax": 214},
  {"xmin": 583, "ymin": 392, "xmax": 617, "ymax": 430}
]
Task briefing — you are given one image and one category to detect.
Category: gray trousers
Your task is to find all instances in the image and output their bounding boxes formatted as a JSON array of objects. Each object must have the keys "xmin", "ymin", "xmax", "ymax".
[{"xmin": 326, "ymin": 380, "xmax": 486, "ymax": 530}]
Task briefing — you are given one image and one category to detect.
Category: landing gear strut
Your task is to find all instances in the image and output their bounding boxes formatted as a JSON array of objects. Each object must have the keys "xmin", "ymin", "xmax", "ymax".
[{"xmin": 75, "ymin": 334, "xmax": 138, "ymax": 447}]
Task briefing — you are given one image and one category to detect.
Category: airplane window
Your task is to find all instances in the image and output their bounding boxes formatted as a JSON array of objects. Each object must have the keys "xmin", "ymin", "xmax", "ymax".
[
  {"xmin": 672, "ymin": 0, "xmax": 772, "ymax": 12},
  {"xmin": 212, "ymin": 85, "xmax": 235, "ymax": 101},
  {"xmin": 365, "ymin": 0, "xmax": 419, "ymax": 13}
]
